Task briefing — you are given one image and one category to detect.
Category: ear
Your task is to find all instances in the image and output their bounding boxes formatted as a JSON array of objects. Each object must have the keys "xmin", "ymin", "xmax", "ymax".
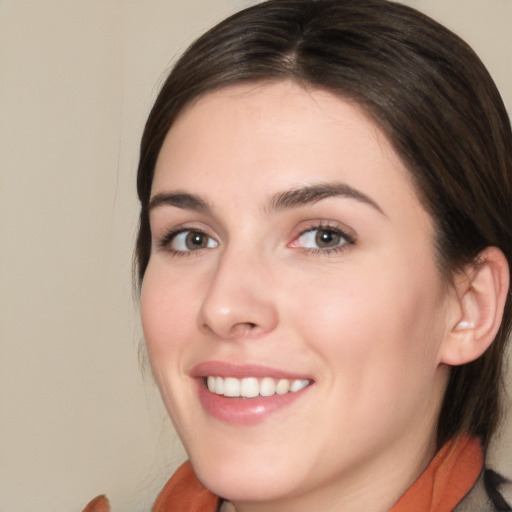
[{"xmin": 440, "ymin": 247, "xmax": 510, "ymax": 366}]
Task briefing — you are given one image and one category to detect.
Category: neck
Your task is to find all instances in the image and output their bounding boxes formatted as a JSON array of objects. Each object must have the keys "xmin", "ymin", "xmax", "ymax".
[{"xmin": 224, "ymin": 433, "xmax": 436, "ymax": 512}]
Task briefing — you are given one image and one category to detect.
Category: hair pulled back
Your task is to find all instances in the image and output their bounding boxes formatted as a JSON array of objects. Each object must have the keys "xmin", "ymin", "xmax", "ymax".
[{"xmin": 135, "ymin": 0, "xmax": 512, "ymax": 448}]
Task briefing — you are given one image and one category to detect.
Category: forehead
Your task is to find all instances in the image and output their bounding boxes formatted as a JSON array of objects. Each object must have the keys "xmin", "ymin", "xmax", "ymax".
[{"xmin": 152, "ymin": 81, "xmax": 422, "ymax": 219}]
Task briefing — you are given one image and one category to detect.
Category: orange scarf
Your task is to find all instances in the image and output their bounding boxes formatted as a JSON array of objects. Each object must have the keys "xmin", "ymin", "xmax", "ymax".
[
  {"xmin": 152, "ymin": 461, "xmax": 220, "ymax": 512},
  {"xmin": 83, "ymin": 435, "xmax": 482, "ymax": 512},
  {"xmin": 390, "ymin": 435, "xmax": 482, "ymax": 512}
]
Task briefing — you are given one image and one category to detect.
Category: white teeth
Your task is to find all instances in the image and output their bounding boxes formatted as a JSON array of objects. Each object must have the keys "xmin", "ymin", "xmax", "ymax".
[
  {"xmin": 276, "ymin": 378, "xmax": 291, "ymax": 395},
  {"xmin": 215, "ymin": 376, "xmax": 224, "ymax": 395},
  {"xmin": 240, "ymin": 377, "xmax": 259, "ymax": 398},
  {"xmin": 260, "ymin": 377, "xmax": 276, "ymax": 396},
  {"xmin": 205, "ymin": 376, "xmax": 311, "ymax": 398},
  {"xmin": 290, "ymin": 379, "xmax": 310, "ymax": 392},
  {"xmin": 223, "ymin": 377, "xmax": 240, "ymax": 397}
]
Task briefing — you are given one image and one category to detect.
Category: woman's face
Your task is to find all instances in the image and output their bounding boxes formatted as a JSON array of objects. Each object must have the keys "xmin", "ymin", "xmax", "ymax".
[{"xmin": 141, "ymin": 82, "xmax": 456, "ymax": 510}]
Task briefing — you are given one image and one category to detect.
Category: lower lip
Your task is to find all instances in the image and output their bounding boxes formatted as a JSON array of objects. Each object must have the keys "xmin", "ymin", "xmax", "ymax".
[{"xmin": 196, "ymin": 379, "xmax": 311, "ymax": 425}]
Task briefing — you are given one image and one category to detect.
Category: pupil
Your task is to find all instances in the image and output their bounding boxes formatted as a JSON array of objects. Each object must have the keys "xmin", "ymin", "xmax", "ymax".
[
  {"xmin": 316, "ymin": 230, "xmax": 339, "ymax": 248},
  {"xmin": 186, "ymin": 232, "xmax": 206, "ymax": 249}
]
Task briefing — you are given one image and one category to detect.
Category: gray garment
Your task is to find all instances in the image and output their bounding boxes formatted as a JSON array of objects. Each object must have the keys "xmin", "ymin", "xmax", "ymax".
[{"xmin": 456, "ymin": 469, "xmax": 511, "ymax": 512}]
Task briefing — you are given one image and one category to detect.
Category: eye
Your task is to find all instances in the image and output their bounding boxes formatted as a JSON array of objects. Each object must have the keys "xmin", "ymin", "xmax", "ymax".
[
  {"xmin": 162, "ymin": 229, "xmax": 218, "ymax": 254},
  {"xmin": 292, "ymin": 226, "xmax": 354, "ymax": 253}
]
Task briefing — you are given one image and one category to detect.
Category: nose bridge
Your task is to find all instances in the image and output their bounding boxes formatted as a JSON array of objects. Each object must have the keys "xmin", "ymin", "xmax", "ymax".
[{"xmin": 198, "ymin": 242, "xmax": 278, "ymax": 339}]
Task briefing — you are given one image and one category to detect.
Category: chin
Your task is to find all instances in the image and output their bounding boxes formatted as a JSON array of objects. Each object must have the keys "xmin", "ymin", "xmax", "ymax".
[{"xmin": 190, "ymin": 448, "xmax": 302, "ymax": 503}]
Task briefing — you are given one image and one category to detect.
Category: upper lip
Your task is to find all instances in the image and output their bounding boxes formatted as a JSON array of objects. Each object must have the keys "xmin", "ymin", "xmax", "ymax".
[{"xmin": 190, "ymin": 361, "xmax": 313, "ymax": 381}]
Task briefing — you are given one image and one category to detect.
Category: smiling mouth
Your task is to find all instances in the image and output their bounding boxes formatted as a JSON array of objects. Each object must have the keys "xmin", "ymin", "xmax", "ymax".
[{"xmin": 205, "ymin": 376, "xmax": 312, "ymax": 398}]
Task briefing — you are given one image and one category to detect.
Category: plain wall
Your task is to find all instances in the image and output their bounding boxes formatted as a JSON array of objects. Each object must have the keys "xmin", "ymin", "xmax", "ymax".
[{"xmin": 0, "ymin": 1, "xmax": 510, "ymax": 511}]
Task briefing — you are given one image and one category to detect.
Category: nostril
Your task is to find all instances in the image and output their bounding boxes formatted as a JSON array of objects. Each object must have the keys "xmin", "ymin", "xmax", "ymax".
[
  {"xmin": 228, "ymin": 322, "xmax": 260, "ymax": 338},
  {"xmin": 239, "ymin": 322, "xmax": 257, "ymax": 330},
  {"xmin": 200, "ymin": 321, "xmax": 259, "ymax": 338}
]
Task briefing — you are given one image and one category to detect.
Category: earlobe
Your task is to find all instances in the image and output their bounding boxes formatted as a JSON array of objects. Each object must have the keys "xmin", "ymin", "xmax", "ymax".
[{"xmin": 440, "ymin": 247, "xmax": 510, "ymax": 366}]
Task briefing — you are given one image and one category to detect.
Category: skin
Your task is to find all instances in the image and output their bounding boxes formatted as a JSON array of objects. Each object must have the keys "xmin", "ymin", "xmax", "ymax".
[{"xmin": 140, "ymin": 81, "xmax": 464, "ymax": 512}]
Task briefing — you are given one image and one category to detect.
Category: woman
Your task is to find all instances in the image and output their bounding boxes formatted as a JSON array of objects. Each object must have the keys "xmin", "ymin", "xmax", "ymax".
[{"xmin": 85, "ymin": 0, "xmax": 512, "ymax": 510}]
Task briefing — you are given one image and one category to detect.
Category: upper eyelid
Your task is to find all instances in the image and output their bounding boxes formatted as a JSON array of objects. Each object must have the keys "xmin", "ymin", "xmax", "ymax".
[
  {"xmin": 156, "ymin": 225, "xmax": 217, "ymax": 250},
  {"xmin": 293, "ymin": 220, "xmax": 356, "ymax": 242},
  {"xmin": 150, "ymin": 212, "xmax": 222, "ymax": 240},
  {"xmin": 154, "ymin": 220, "xmax": 216, "ymax": 238},
  {"xmin": 294, "ymin": 227, "xmax": 354, "ymax": 247}
]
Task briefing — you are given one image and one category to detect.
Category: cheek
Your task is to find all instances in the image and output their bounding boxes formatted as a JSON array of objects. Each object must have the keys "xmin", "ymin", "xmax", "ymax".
[
  {"xmin": 293, "ymin": 267, "xmax": 447, "ymax": 448},
  {"xmin": 139, "ymin": 263, "xmax": 203, "ymax": 428},
  {"xmin": 140, "ymin": 262, "xmax": 197, "ymax": 363},
  {"xmin": 286, "ymin": 255, "xmax": 447, "ymax": 388}
]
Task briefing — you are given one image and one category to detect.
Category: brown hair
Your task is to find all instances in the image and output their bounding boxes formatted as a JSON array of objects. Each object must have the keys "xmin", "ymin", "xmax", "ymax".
[{"xmin": 135, "ymin": 0, "xmax": 512, "ymax": 448}]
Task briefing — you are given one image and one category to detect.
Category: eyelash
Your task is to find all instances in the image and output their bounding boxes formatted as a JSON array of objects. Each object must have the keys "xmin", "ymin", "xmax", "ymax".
[
  {"xmin": 157, "ymin": 227, "xmax": 217, "ymax": 257},
  {"xmin": 291, "ymin": 222, "xmax": 355, "ymax": 255},
  {"xmin": 156, "ymin": 222, "xmax": 356, "ymax": 257}
]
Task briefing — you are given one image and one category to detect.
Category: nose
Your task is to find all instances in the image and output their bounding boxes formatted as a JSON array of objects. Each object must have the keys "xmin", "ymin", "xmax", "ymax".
[{"xmin": 198, "ymin": 248, "xmax": 279, "ymax": 340}]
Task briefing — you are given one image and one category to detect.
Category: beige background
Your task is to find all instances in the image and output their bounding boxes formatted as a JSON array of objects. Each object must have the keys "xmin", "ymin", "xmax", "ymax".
[{"xmin": 0, "ymin": 1, "xmax": 511, "ymax": 511}]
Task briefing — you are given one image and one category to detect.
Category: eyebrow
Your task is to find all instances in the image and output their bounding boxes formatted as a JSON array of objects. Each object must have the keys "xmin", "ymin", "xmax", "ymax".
[
  {"xmin": 148, "ymin": 192, "xmax": 212, "ymax": 214},
  {"xmin": 148, "ymin": 182, "xmax": 385, "ymax": 217},
  {"xmin": 266, "ymin": 182, "xmax": 385, "ymax": 216}
]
